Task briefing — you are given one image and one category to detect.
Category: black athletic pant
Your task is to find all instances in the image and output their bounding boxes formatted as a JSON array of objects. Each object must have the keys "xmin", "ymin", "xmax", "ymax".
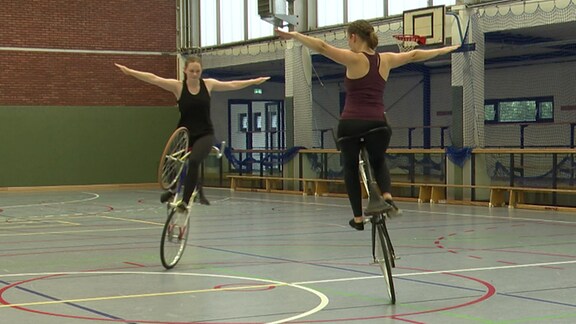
[
  {"xmin": 182, "ymin": 134, "xmax": 215, "ymax": 205},
  {"xmin": 337, "ymin": 119, "xmax": 392, "ymax": 217}
]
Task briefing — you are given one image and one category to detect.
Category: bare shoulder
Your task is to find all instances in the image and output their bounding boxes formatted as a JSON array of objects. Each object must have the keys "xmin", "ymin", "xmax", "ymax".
[{"xmin": 379, "ymin": 52, "xmax": 401, "ymax": 61}]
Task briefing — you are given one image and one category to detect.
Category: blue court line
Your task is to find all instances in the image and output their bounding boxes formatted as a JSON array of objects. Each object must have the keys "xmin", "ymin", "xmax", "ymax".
[
  {"xmin": 0, "ymin": 279, "xmax": 136, "ymax": 323},
  {"xmin": 497, "ymin": 289, "xmax": 576, "ymax": 308},
  {"xmin": 196, "ymin": 244, "xmax": 383, "ymax": 276}
]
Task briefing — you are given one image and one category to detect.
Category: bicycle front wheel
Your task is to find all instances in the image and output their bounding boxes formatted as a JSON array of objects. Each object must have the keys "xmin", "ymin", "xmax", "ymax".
[
  {"xmin": 160, "ymin": 208, "xmax": 190, "ymax": 269},
  {"xmin": 158, "ymin": 127, "xmax": 189, "ymax": 190},
  {"xmin": 375, "ymin": 222, "xmax": 396, "ymax": 304}
]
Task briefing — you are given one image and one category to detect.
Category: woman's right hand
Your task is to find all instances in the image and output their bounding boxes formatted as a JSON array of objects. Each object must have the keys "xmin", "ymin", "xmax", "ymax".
[
  {"xmin": 275, "ymin": 28, "xmax": 296, "ymax": 40},
  {"xmin": 114, "ymin": 63, "xmax": 132, "ymax": 75}
]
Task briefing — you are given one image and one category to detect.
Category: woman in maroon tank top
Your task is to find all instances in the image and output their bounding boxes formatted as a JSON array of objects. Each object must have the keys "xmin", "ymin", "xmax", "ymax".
[
  {"xmin": 277, "ymin": 20, "xmax": 459, "ymax": 230},
  {"xmin": 115, "ymin": 58, "xmax": 269, "ymax": 212}
]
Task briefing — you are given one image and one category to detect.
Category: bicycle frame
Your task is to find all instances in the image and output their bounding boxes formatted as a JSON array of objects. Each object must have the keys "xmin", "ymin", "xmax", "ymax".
[
  {"xmin": 167, "ymin": 150, "xmax": 194, "ymax": 209},
  {"xmin": 165, "ymin": 141, "xmax": 224, "ymax": 208}
]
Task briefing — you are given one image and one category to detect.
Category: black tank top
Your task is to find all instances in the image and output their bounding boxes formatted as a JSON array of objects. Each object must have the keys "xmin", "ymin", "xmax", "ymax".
[{"xmin": 177, "ymin": 78, "xmax": 214, "ymax": 138}]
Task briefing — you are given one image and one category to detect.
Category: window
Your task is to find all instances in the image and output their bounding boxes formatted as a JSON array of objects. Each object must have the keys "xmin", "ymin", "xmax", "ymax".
[
  {"xmin": 347, "ymin": 0, "xmax": 384, "ymax": 21},
  {"xmin": 220, "ymin": 0, "xmax": 245, "ymax": 44},
  {"xmin": 200, "ymin": 0, "xmax": 217, "ymax": 47},
  {"xmin": 239, "ymin": 113, "xmax": 248, "ymax": 132},
  {"xmin": 433, "ymin": 0, "xmax": 457, "ymax": 7},
  {"xmin": 269, "ymin": 111, "xmax": 278, "ymax": 131},
  {"xmin": 388, "ymin": 0, "xmax": 429, "ymax": 16},
  {"xmin": 254, "ymin": 112, "xmax": 262, "ymax": 132},
  {"xmin": 484, "ymin": 103, "xmax": 496, "ymax": 122},
  {"xmin": 317, "ymin": 0, "xmax": 344, "ymax": 27},
  {"xmin": 247, "ymin": 0, "xmax": 274, "ymax": 39},
  {"xmin": 484, "ymin": 97, "xmax": 554, "ymax": 124}
]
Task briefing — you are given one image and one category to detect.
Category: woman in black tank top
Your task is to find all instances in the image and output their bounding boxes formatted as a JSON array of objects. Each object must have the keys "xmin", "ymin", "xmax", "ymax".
[
  {"xmin": 115, "ymin": 57, "xmax": 269, "ymax": 210},
  {"xmin": 277, "ymin": 20, "xmax": 459, "ymax": 230}
]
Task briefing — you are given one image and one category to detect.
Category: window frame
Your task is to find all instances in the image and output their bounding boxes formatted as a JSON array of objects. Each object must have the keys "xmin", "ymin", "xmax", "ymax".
[{"xmin": 484, "ymin": 96, "xmax": 554, "ymax": 124}]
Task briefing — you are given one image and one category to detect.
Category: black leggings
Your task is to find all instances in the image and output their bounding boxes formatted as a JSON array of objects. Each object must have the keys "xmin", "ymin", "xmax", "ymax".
[
  {"xmin": 337, "ymin": 119, "xmax": 392, "ymax": 217},
  {"xmin": 183, "ymin": 134, "xmax": 215, "ymax": 204}
]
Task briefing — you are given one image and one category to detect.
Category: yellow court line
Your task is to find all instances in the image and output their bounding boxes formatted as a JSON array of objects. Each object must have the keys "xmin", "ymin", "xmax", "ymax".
[
  {"xmin": 99, "ymin": 215, "xmax": 164, "ymax": 226},
  {"xmin": 0, "ymin": 282, "xmax": 288, "ymax": 308},
  {"xmin": 0, "ymin": 227, "xmax": 156, "ymax": 237},
  {"xmin": 56, "ymin": 221, "xmax": 81, "ymax": 226},
  {"xmin": 0, "ymin": 221, "xmax": 80, "ymax": 229}
]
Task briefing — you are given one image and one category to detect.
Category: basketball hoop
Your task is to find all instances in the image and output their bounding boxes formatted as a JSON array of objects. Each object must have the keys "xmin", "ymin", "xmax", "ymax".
[{"xmin": 393, "ymin": 35, "xmax": 426, "ymax": 52}]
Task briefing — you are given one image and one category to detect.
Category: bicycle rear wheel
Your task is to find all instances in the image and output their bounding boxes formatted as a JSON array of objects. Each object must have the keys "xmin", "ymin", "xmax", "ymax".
[
  {"xmin": 160, "ymin": 208, "xmax": 190, "ymax": 269},
  {"xmin": 375, "ymin": 221, "xmax": 396, "ymax": 304},
  {"xmin": 158, "ymin": 127, "xmax": 189, "ymax": 190}
]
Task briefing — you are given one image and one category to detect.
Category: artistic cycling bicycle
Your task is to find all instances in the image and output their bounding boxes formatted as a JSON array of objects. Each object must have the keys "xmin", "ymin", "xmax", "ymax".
[
  {"xmin": 157, "ymin": 127, "xmax": 225, "ymax": 269},
  {"xmin": 338, "ymin": 126, "xmax": 398, "ymax": 304}
]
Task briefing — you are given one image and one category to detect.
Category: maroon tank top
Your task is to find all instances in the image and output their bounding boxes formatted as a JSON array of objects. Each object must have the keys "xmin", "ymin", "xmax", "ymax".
[{"xmin": 340, "ymin": 52, "xmax": 386, "ymax": 120}]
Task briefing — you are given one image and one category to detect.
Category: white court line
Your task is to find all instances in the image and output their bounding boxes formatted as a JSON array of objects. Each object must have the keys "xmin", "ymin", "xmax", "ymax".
[
  {"xmin": 0, "ymin": 271, "xmax": 329, "ymax": 324},
  {"xmin": 290, "ymin": 259, "xmax": 576, "ymax": 286},
  {"xmin": 230, "ymin": 196, "xmax": 576, "ymax": 225},
  {"xmin": 2, "ymin": 260, "xmax": 575, "ymax": 283},
  {"xmin": 2, "ymin": 259, "xmax": 575, "ymax": 296},
  {"xmin": 0, "ymin": 192, "xmax": 100, "ymax": 209}
]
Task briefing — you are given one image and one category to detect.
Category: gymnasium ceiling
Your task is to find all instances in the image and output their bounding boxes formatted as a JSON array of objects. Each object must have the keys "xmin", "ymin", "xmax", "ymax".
[{"xmin": 204, "ymin": 20, "xmax": 576, "ymax": 83}]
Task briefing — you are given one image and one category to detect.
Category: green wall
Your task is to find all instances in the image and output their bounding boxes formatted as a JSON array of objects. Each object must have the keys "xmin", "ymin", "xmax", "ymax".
[{"xmin": 0, "ymin": 106, "xmax": 179, "ymax": 187}]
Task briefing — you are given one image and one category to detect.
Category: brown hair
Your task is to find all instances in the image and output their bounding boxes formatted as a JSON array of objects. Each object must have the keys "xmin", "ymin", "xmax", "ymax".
[
  {"xmin": 184, "ymin": 55, "xmax": 202, "ymax": 68},
  {"xmin": 347, "ymin": 20, "xmax": 378, "ymax": 49}
]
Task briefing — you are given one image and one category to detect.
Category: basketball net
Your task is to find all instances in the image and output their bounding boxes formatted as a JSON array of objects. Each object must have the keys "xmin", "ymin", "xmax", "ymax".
[{"xmin": 393, "ymin": 35, "xmax": 426, "ymax": 52}]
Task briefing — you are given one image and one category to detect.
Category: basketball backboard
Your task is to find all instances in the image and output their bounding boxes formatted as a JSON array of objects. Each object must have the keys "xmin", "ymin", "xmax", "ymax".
[{"xmin": 403, "ymin": 5, "xmax": 446, "ymax": 46}]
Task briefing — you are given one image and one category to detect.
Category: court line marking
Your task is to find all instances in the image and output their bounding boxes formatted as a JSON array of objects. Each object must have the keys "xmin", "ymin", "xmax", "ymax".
[
  {"xmin": 230, "ymin": 196, "xmax": 576, "ymax": 225},
  {"xmin": 1, "ymin": 261, "xmax": 573, "ymax": 319},
  {"xmin": 0, "ymin": 192, "xmax": 100, "ymax": 209},
  {"xmin": 2, "ymin": 259, "xmax": 575, "ymax": 285},
  {"xmin": 0, "ymin": 227, "xmax": 156, "ymax": 237},
  {"xmin": 99, "ymin": 215, "xmax": 163, "ymax": 226},
  {"xmin": 293, "ymin": 259, "xmax": 576, "ymax": 286},
  {"xmin": 0, "ymin": 271, "xmax": 329, "ymax": 324},
  {"xmin": 0, "ymin": 220, "xmax": 81, "ymax": 229}
]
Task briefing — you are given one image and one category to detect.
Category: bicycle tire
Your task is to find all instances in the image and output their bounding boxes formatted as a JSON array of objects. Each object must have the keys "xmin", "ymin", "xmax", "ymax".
[
  {"xmin": 158, "ymin": 127, "xmax": 189, "ymax": 190},
  {"xmin": 381, "ymin": 220, "xmax": 397, "ymax": 268},
  {"xmin": 160, "ymin": 208, "xmax": 190, "ymax": 269},
  {"xmin": 375, "ymin": 221, "xmax": 396, "ymax": 304}
]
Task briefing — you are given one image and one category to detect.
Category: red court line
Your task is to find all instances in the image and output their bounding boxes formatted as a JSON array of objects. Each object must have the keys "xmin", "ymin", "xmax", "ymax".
[{"xmin": 290, "ymin": 269, "xmax": 497, "ymax": 323}]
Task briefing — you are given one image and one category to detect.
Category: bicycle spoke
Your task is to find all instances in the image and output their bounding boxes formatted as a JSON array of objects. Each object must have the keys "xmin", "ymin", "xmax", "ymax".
[{"xmin": 158, "ymin": 128, "xmax": 189, "ymax": 189}]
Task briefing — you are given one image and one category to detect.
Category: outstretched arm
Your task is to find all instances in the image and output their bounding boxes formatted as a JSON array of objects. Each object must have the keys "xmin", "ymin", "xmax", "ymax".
[
  {"xmin": 275, "ymin": 28, "xmax": 361, "ymax": 67},
  {"xmin": 383, "ymin": 45, "xmax": 460, "ymax": 69},
  {"xmin": 114, "ymin": 63, "xmax": 180, "ymax": 97},
  {"xmin": 205, "ymin": 76, "xmax": 270, "ymax": 92}
]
